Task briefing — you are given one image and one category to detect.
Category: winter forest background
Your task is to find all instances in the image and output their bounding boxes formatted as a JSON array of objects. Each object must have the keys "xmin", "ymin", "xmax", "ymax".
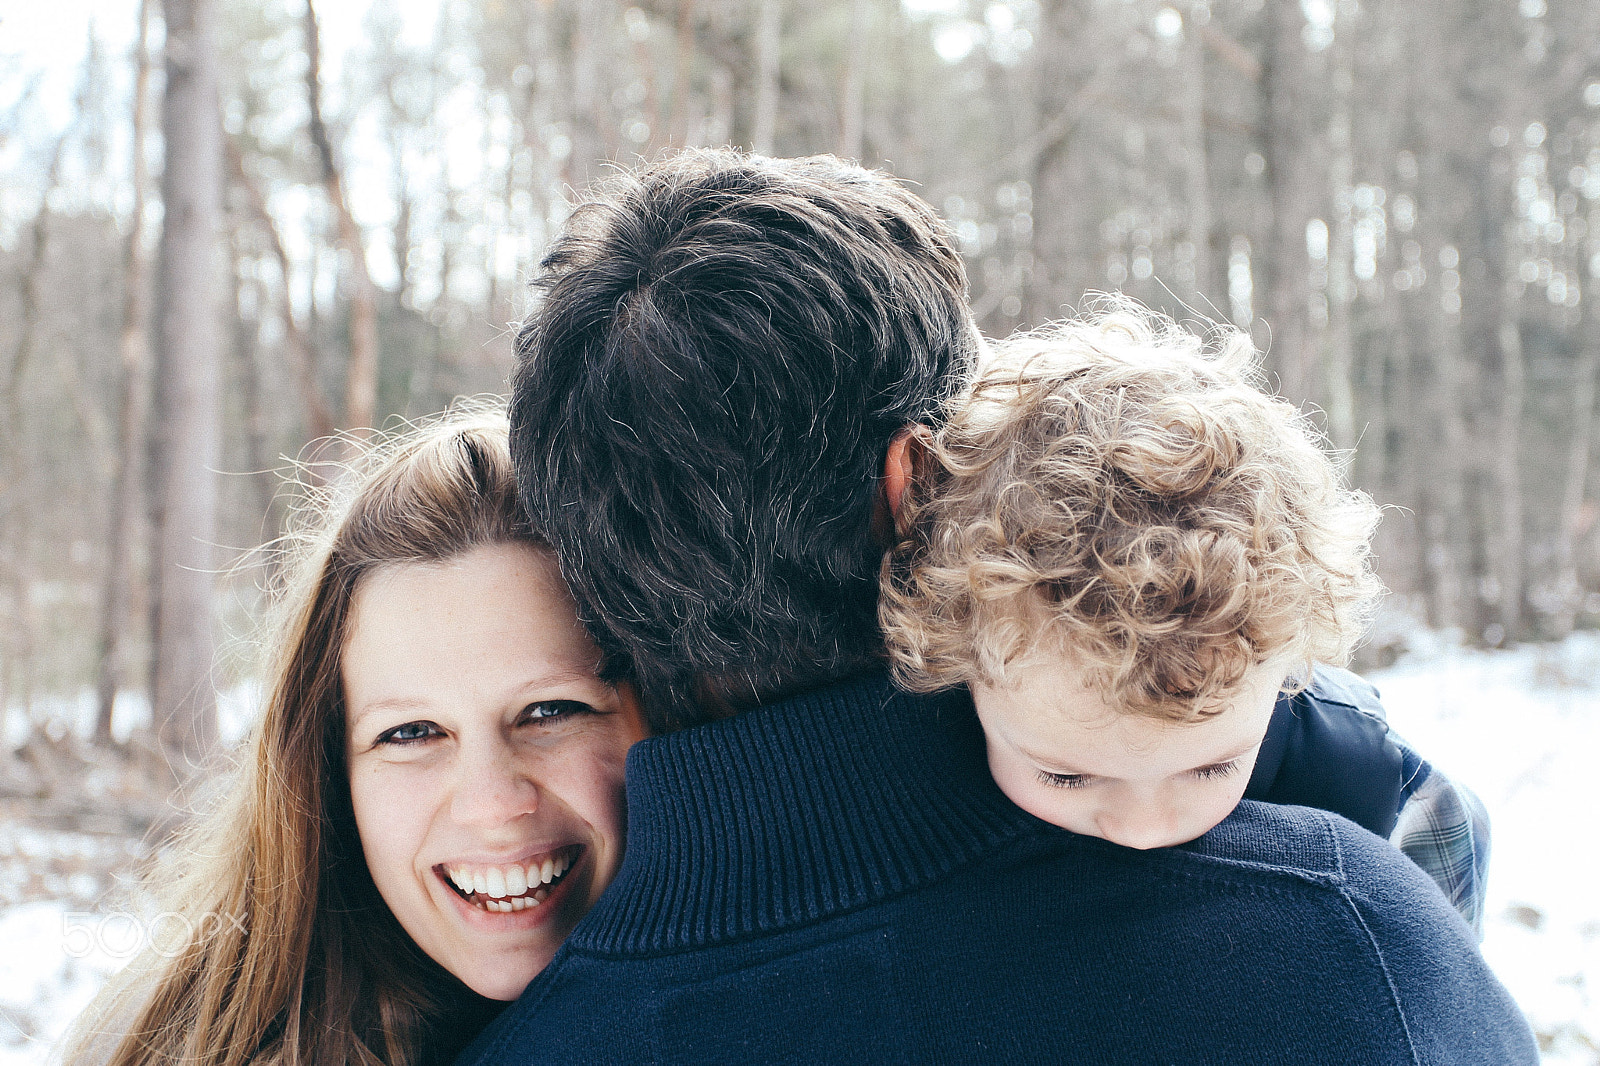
[{"xmin": 1, "ymin": 0, "xmax": 1599, "ymax": 1061}]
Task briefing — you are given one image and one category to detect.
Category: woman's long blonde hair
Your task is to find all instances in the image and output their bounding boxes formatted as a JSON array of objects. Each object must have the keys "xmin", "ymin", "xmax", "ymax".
[{"xmin": 67, "ymin": 408, "xmax": 535, "ymax": 1066}]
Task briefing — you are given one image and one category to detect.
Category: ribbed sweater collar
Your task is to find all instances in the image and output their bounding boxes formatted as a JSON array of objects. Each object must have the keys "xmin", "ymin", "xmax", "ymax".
[{"xmin": 569, "ymin": 671, "xmax": 1037, "ymax": 955}]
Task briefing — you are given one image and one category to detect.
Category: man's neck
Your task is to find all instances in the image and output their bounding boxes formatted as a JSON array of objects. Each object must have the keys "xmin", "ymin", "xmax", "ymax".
[{"xmin": 690, "ymin": 660, "xmax": 883, "ymax": 720}]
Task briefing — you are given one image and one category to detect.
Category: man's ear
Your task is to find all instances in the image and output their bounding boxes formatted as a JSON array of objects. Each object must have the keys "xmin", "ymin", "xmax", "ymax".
[{"xmin": 874, "ymin": 424, "xmax": 934, "ymax": 544}]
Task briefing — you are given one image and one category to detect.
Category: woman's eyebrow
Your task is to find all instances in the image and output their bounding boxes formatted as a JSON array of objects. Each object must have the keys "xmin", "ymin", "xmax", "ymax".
[
  {"xmin": 511, "ymin": 668, "xmax": 612, "ymax": 692},
  {"xmin": 347, "ymin": 696, "xmax": 432, "ymax": 729}
]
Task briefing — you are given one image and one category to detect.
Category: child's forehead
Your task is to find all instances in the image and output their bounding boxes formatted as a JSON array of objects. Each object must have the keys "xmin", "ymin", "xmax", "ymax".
[
  {"xmin": 993, "ymin": 649, "xmax": 1289, "ymax": 728},
  {"xmin": 985, "ymin": 660, "xmax": 1282, "ymax": 769}
]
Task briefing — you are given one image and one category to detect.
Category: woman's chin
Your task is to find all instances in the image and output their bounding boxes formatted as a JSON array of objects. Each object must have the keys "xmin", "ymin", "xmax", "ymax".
[
  {"xmin": 432, "ymin": 928, "xmax": 562, "ymax": 1002},
  {"xmin": 467, "ymin": 970, "xmax": 544, "ymax": 1002},
  {"xmin": 438, "ymin": 937, "xmax": 559, "ymax": 1002}
]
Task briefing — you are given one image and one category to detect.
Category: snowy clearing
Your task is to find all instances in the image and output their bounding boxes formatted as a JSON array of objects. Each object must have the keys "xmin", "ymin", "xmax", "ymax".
[{"xmin": 1369, "ymin": 633, "xmax": 1600, "ymax": 1065}]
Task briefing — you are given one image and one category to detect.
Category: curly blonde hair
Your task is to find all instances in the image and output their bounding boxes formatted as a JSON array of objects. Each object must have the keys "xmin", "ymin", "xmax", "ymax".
[{"xmin": 880, "ymin": 299, "xmax": 1383, "ymax": 721}]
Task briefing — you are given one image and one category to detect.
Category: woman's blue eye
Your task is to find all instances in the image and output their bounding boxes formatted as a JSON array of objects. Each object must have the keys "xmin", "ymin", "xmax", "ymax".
[
  {"xmin": 522, "ymin": 700, "xmax": 596, "ymax": 721},
  {"xmin": 1037, "ymin": 770, "xmax": 1089, "ymax": 789},
  {"xmin": 377, "ymin": 721, "xmax": 439, "ymax": 744}
]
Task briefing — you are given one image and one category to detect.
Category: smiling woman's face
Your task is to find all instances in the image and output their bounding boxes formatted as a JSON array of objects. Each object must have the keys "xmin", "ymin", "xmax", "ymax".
[{"xmin": 343, "ymin": 542, "xmax": 647, "ymax": 1001}]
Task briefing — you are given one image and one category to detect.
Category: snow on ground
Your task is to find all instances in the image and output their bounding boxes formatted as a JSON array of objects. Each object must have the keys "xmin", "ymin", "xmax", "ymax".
[
  {"xmin": 0, "ymin": 901, "xmax": 125, "ymax": 1066},
  {"xmin": 0, "ymin": 822, "xmax": 146, "ymax": 1066},
  {"xmin": 0, "ymin": 636, "xmax": 1596, "ymax": 1063},
  {"xmin": 1369, "ymin": 632, "xmax": 1600, "ymax": 1065}
]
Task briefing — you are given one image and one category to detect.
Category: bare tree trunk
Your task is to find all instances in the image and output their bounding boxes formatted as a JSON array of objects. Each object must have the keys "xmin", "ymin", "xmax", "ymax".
[
  {"xmin": 1321, "ymin": 24, "xmax": 1356, "ymax": 451},
  {"xmin": 520, "ymin": 1, "xmax": 560, "ymax": 215},
  {"xmin": 1261, "ymin": 0, "xmax": 1314, "ymax": 402},
  {"xmin": 1474, "ymin": 36, "xmax": 1551, "ymax": 643},
  {"xmin": 2, "ymin": 119, "xmax": 72, "ymax": 470},
  {"xmin": 1355, "ymin": 305, "xmax": 1393, "ymax": 496},
  {"xmin": 409, "ymin": 195, "xmax": 458, "ymax": 416},
  {"xmin": 1386, "ymin": 0, "xmax": 1435, "ymax": 618},
  {"xmin": 672, "ymin": 0, "xmax": 698, "ymax": 146},
  {"xmin": 0, "ymin": 140, "xmax": 66, "ymax": 744},
  {"xmin": 838, "ymin": 0, "xmax": 869, "ymax": 160},
  {"xmin": 1, "ymin": 40, "xmax": 104, "ymax": 749},
  {"xmin": 566, "ymin": 1, "xmax": 610, "ymax": 187},
  {"xmin": 0, "ymin": 172, "xmax": 55, "ymax": 739},
  {"xmin": 705, "ymin": 64, "xmax": 734, "ymax": 147},
  {"xmin": 1552, "ymin": 300, "xmax": 1600, "ymax": 637},
  {"xmin": 1022, "ymin": 0, "xmax": 1124, "ymax": 324},
  {"xmin": 227, "ymin": 138, "xmax": 336, "ymax": 444},
  {"xmin": 384, "ymin": 106, "xmax": 415, "ymax": 311},
  {"xmin": 1423, "ymin": 279, "xmax": 1470, "ymax": 633},
  {"xmin": 305, "ymin": 0, "xmax": 379, "ymax": 437},
  {"xmin": 150, "ymin": 0, "xmax": 223, "ymax": 776},
  {"xmin": 1491, "ymin": 305, "xmax": 1525, "ymax": 642},
  {"xmin": 231, "ymin": 249, "xmax": 276, "ymax": 527},
  {"xmin": 94, "ymin": 0, "xmax": 155, "ymax": 746},
  {"xmin": 1407, "ymin": 106, "xmax": 1472, "ymax": 636},
  {"xmin": 750, "ymin": 0, "xmax": 781, "ymax": 154},
  {"xmin": 1370, "ymin": 304, "xmax": 1416, "ymax": 598},
  {"xmin": 1180, "ymin": 2, "xmax": 1212, "ymax": 309},
  {"xmin": 487, "ymin": 116, "xmax": 514, "ymax": 321}
]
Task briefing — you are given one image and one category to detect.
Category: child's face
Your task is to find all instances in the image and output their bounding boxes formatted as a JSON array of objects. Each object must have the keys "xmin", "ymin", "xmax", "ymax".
[{"xmin": 971, "ymin": 657, "xmax": 1283, "ymax": 849}]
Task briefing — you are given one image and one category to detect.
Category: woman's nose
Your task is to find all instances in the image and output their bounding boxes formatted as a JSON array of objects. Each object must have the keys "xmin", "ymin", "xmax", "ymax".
[{"xmin": 449, "ymin": 739, "xmax": 539, "ymax": 827}]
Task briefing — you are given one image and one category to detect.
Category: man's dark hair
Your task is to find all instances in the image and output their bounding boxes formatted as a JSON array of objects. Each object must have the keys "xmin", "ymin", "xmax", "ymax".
[{"xmin": 511, "ymin": 149, "xmax": 977, "ymax": 729}]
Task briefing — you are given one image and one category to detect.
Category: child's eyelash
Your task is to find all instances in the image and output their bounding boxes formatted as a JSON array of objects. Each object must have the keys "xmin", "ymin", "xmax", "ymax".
[
  {"xmin": 1035, "ymin": 763, "xmax": 1239, "ymax": 789},
  {"xmin": 1193, "ymin": 761, "xmax": 1239, "ymax": 780}
]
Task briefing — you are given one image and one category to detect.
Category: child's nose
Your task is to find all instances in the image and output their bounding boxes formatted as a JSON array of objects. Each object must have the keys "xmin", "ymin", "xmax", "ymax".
[
  {"xmin": 449, "ymin": 740, "xmax": 540, "ymax": 827},
  {"xmin": 1095, "ymin": 804, "xmax": 1180, "ymax": 850}
]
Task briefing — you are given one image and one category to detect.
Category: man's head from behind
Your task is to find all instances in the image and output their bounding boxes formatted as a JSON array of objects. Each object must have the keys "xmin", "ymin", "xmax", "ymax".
[{"xmin": 512, "ymin": 149, "xmax": 977, "ymax": 729}]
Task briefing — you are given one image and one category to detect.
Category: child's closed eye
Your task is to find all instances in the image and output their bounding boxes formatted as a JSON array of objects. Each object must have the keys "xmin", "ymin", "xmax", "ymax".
[
  {"xmin": 1192, "ymin": 761, "xmax": 1239, "ymax": 780},
  {"xmin": 1035, "ymin": 762, "xmax": 1240, "ymax": 789}
]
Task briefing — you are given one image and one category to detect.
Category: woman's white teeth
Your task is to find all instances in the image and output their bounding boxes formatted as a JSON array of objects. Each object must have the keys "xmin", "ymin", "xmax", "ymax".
[
  {"xmin": 444, "ymin": 851, "xmax": 573, "ymax": 908},
  {"xmin": 485, "ymin": 894, "xmax": 545, "ymax": 913},
  {"xmin": 487, "ymin": 898, "xmax": 527, "ymax": 913}
]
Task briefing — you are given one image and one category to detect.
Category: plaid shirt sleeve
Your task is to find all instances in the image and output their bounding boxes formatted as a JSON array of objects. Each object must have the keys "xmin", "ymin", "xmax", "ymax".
[{"xmin": 1387, "ymin": 738, "xmax": 1491, "ymax": 938}]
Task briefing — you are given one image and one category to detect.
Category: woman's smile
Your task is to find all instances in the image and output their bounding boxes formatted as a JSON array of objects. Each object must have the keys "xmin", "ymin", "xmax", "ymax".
[{"xmin": 437, "ymin": 844, "xmax": 581, "ymax": 912}]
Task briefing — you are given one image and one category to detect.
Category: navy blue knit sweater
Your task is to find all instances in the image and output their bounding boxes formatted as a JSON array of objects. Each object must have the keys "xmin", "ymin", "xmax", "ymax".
[{"xmin": 458, "ymin": 672, "xmax": 1535, "ymax": 1066}]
